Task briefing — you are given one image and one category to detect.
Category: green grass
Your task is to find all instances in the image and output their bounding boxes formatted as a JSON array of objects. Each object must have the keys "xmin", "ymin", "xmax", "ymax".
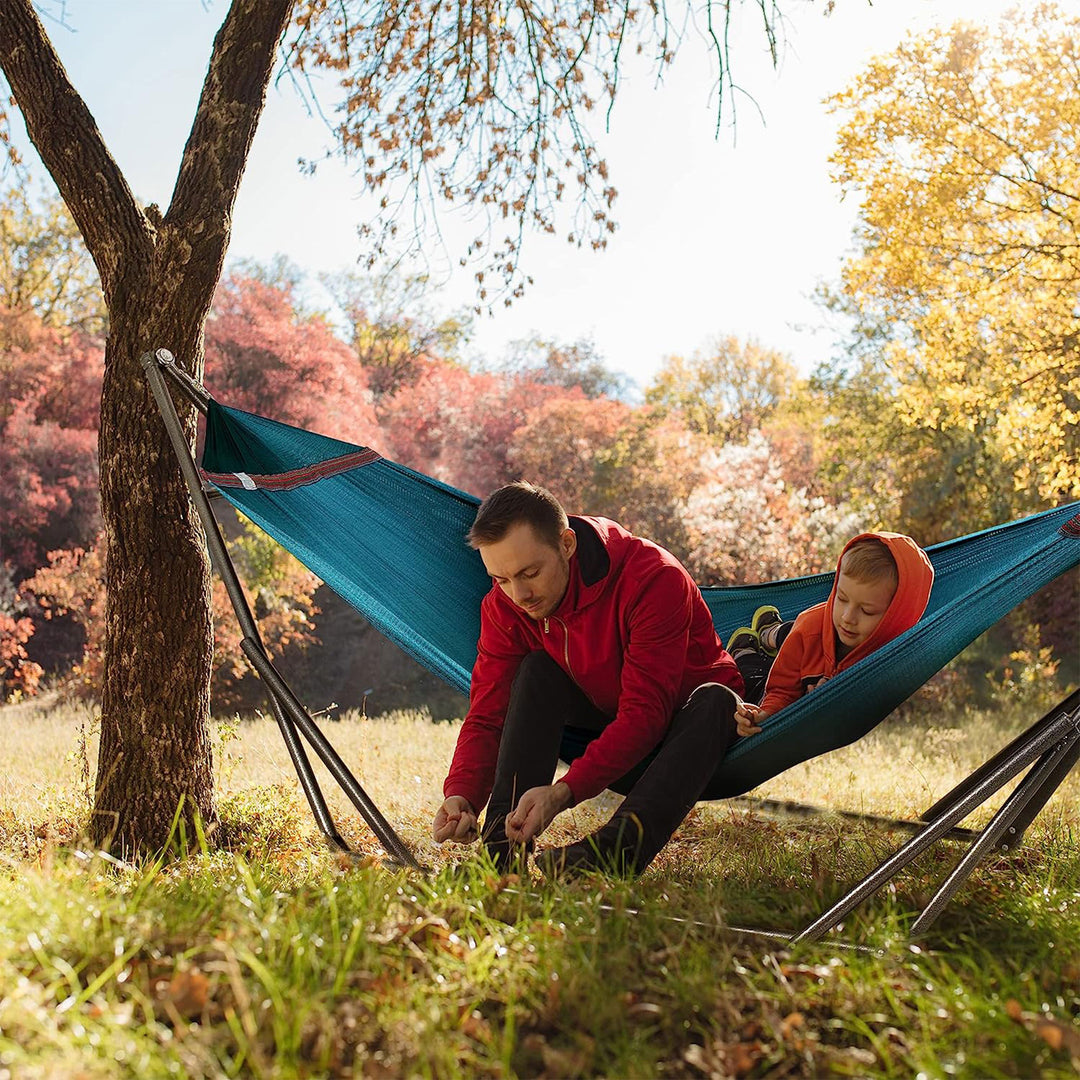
[{"xmin": 1, "ymin": 696, "xmax": 1078, "ymax": 1077}]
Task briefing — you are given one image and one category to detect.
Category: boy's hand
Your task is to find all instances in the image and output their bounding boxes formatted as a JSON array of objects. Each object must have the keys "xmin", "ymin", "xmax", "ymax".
[
  {"xmin": 505, "ymin": 782, "xmax": 573, "ymax": 843},
  {"xmin": 735, "ymin": 701, "xmax": 766, "ymax": 737},
  {"xmin": 432, "ymin": 796, "xmax": 478, "ymax": 843}
]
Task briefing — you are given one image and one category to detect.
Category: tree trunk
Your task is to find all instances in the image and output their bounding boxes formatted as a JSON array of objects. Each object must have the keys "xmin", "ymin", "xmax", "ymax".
[
  {"xmin": 93, "ymin": 285, "xmax": 218, "ymax": 852},
  {"xmin": 0, "ymin": 0, "xmax": 295, "ymax": 852}
]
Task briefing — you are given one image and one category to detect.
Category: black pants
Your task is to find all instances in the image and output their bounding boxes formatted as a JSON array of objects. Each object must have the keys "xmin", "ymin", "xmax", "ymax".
[
  {"xmin": 732, "ymin": 620, "xmax": 795, "ymax": 704},
  {"xmin": 483, "ymin": 652, "xmax": 739, "ymax": 870}
]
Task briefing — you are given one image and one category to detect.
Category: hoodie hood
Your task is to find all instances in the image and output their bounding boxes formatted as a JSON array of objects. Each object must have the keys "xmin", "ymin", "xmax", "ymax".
[{"xmin": 823, "ymin": 532, "xmax": 934, "ymax": 671}]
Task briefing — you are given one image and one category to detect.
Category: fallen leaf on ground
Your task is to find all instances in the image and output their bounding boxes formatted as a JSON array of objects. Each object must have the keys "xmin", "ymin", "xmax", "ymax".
[
  {"xmin": 157, "ymin": 968, "xmax": 209, "ymax": 1020},
  {"xmin": 1034, "ymin": 1018, "xmax": 1080, "ymax": 1056},
  {"xmin": 1005, "ymin": 999, "xmax": 1080, "ymax": 1071}
]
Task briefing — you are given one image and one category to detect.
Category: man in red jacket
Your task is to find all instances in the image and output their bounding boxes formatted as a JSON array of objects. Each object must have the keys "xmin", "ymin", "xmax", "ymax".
[{"xmin": 431, "ymin": 481, "xmax": 744, "ymax": 876}]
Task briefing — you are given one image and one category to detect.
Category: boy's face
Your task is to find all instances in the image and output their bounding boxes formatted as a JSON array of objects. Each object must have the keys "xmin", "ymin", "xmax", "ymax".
[
  {"xmin": 479, "ymin": 521, "xmax": 576, "ymax": 620},
  {"xmin": 831, "ymin": 570, "xmax": 896, "ymax": 652}
]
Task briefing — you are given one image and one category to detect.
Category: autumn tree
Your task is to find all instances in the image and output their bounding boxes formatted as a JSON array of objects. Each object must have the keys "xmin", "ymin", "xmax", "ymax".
[
  {"xmin": 378, "ymin": 360, "xmax": 577, "ymax": 494},
  {"xmin": 508, "ymin": 395, "xmax": 635, "ymax": 510},
  {"xmin": 0, "ymin": 185, "xmax": 106, "ymax": 336},
  {"xmin": 323, "ymin": 269, "xmax": 472, "ymax": 398},
  {"xmin": 0, "ymin": 564, "xmax": 43, "ymax": 701},
  {"xmin": 0, "ymin": 1, "xmax": 297, "ymax": 850},
  {"xmin": 204, "ymin": 271, "xmax": 381, "ymax": 445},
  {"xmin": 23, "ymin": 525, "xmax": 321, "ymax": 711},
  {"xmin": 509, "ymin": 398, "xmax": 704, "ymax": 554},
  {"xmin": 677, "ymin": 430, "xmax": 862, "ymax": 586},
  {"xmin": 0, "ymin": 311, "xmax": 102, "ymax": 576},
  {"xmin": 824, "ymin": 4, "xmax": 1080, "ymax": 523},
  {"xmin": 497, "ymin": 336, "xmax": 631, "ymax": 399},
  {"xmin": 0, "ymin": 0, "xmax": 786, "ymax": 850},
  {"xmin": 645, "ymin": 335, "xmax": 800, "ymax": 443},
  {"xmin": 804, "ymin": 343, "xmax": 1023, "ymax": 543}
]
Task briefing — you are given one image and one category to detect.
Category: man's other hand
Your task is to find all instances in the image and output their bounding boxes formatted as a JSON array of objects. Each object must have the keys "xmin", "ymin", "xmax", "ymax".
[
  {"xmin": 505, "ymin": 782, "xmax": 573, "ymax": 843},
  {"xmin": 432, "ymin": 796, "xmax": 478, "ymax": 843}
]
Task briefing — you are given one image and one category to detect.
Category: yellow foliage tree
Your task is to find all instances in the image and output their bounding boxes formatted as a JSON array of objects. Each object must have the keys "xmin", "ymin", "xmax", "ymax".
[
  {"xmin": 645, "ymin": 335, "xmax": 799, "ymax": 444},
  {"xmin": 828, "ymin": 3, "xmax": 1080, "ymax": 511},
  {"xmin": 0, "ymin": 187, "xmax": 106, "ymax": 336}
]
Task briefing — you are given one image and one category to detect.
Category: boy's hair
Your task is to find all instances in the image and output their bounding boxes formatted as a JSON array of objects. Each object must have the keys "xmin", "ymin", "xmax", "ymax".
[
  {"xmin": 467, "ymin": 481, "xmax": 569, "ymax": 550},
  {"xmin": 839, "ymin": 539, "xmax": 898, "ymax": 594}
]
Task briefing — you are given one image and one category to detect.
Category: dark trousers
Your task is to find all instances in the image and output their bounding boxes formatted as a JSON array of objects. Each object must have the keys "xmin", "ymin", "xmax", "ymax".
[
  {"xmin": 733, "ymin": 620, "xmax": 795, "ymax": 704},
  {"xmin": 734, "ymin": 650, "xmax": 772, "ymax": 705},
  {"xmin": 484, "ymin": 652, "xmax": 739, "ymax": 870}
]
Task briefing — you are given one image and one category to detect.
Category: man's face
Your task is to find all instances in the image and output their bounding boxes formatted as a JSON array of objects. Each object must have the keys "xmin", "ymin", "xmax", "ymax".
[
  {"xmin": 831, "ymin": 570, "xmax": 896, "ymax": 652},
  {"xmin": 479, "ymin": 522, "xmax": 576, "ymax": 621}
]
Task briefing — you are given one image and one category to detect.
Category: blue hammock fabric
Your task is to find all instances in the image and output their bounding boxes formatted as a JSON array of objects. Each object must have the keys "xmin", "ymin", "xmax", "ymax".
[{"xmin": 202, "ymin": 400, "xmax": 1080, "ymax": 799}]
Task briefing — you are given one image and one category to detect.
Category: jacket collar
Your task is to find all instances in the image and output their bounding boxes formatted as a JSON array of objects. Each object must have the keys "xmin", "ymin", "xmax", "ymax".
[{"xmin": 551, "ymin": 516, "xmax": 617, "ymax": 618}]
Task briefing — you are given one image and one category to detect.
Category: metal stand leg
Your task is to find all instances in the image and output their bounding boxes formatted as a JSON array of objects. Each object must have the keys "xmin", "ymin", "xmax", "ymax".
[
  {"xmin": 909, "ymin": 728, "xmax": 1080, "ymax": 936},
  {"xmin": 143, "ymin": 349, "xmax": 424, "ymax": 870},
  {"xmin": 999, "ymin": 735, "xmax": 1080, "ymax": 851},
  {"xmin": 264, "ymin": 691, "xmax": 350, "ymax": 852},
  {"xmin": 241, "ymin": 641, "xmax": 424, "ymax": 869},
  {"xmin": 793, "ymin": 706, "xmax": 1080, "ymax": 942}
]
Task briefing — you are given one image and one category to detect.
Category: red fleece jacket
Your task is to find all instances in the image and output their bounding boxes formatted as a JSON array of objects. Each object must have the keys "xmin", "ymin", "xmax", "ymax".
[
  {"xmin": 443, "ymin": 517, "xmax": 743, "ymax": 812},
  {"xmin": 759, "ymin": 532, "xmax": 934, "ymax": 716}
]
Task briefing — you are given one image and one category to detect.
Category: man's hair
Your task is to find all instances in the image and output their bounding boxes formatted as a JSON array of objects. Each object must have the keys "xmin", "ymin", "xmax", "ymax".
[
  {"xmin": 467, "ymin": 481, "xmax": 569, "ymax": 549},
  {"xmin": 839, "ymin": 538, "xmax": 898, "ymax": 593}
]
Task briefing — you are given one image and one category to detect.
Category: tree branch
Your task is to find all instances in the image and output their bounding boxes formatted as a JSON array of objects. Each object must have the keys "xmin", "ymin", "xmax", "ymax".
[
  {"xmin": 0, "ymin": 0, "xmax": 150, "ymax": 303},
  {"xmin": 165, "ymin": 0, "xmax": 294, "ymax": 309}
]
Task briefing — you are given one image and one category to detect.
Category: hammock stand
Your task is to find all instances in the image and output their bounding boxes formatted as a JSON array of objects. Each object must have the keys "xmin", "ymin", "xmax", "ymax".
[
  {"xmin": 143, "ymin": 350, "xmax": 422, "ymax": 872},
  {"xmin": 144, "ymin": 348, "xmax": 1080, "ymax": 939}
]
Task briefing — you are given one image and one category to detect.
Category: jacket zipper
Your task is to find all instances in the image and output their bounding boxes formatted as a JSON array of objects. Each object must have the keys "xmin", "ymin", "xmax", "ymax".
[{"xmin": 543, "ymin": 616, "xmax": 576, "ymax": 682}]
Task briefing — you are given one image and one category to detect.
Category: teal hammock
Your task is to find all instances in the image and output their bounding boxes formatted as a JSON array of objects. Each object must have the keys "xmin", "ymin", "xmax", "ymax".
[{"xmin": 202, "ymin": 399, "xmax": 1080, "ymax": 800}]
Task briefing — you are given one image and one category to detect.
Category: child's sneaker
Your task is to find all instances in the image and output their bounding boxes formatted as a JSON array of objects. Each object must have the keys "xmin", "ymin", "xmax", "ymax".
[
  {"xmin": 726, "ymin": 626, "xmax": 759, "ymax": 656},
  {"xmin": 751, "ymin": 605, "xmax": 783, "ymax": 656}
]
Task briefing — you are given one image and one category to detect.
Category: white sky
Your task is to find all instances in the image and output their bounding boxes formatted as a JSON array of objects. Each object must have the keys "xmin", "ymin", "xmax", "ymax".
[{"xmin": 13, "ymin": 0, "xmax": 1023, "ymax": 388}]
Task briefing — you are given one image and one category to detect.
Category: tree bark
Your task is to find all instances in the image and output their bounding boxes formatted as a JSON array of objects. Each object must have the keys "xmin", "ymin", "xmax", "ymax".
[{"xmin": 0, "ymin": 0, "xmax": 294, "ymax": 852}]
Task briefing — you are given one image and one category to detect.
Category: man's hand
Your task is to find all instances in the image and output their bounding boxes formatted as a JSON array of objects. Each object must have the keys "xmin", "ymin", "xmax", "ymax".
[
  {"xmin": 432, "ymin": 796, "xmax": 478, "ymax": 843},
  {"xmin": 505, "ymin": 782, "xmax": 573, "ymax": 843},
  {"xmin": 735, "ymin": 701, "xmax": 767, "ymax": 737}
]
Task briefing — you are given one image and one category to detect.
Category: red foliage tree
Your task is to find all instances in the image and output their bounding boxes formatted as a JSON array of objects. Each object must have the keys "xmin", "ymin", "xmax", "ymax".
[
  {"xmin": 23, "ymin": 526, "xmax": 320, "ymax": 709},
  {"xmin": 0, "ymin": 309, "xmax": 103, "ymax": 575},
  {"xmin": 507, "ymin": 395, "xmax": 631, "ymax": 510},
  {"xmin": 203, "ymin": 272, "xmax": 381, "ymax": 447},
  {"xmin": 20, "ymin": 542, "xmax": 104, "ymax": 696},
  {"xmin": 0, "ymin": 563, "xmax": 43, "ymax": 701},
  {"xmin": 509, "ymin": 398, "xmax": 704, "ymax": 554},
  {"xmin": 377, "ymin": 359, "xmax": 579, "ymax": 494}
]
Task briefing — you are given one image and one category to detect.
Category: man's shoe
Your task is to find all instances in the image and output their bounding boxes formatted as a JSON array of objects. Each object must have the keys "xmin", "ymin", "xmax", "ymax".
[
  {"xmin": 726, "ymin": 626, "xmax": 759, "ymax": 656},
  {"xmin": 751, "ymin": 605, "xmax": 783, "ymax": 656},
  {"xmin": 536, "ymin": 814, "xmax": 646, "ymax": 879}
]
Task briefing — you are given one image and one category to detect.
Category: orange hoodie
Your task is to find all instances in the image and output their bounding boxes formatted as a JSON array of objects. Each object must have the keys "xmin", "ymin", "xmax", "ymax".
[{"xmin": 758, "ymin": 532, "xmax": 934, "ymax": 716}]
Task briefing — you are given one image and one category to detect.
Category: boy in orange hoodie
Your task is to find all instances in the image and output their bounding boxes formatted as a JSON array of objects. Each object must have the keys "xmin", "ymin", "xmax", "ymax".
[{"xmin": 733, "ymin": 532, "xmax": 934, "ymax": 736}]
